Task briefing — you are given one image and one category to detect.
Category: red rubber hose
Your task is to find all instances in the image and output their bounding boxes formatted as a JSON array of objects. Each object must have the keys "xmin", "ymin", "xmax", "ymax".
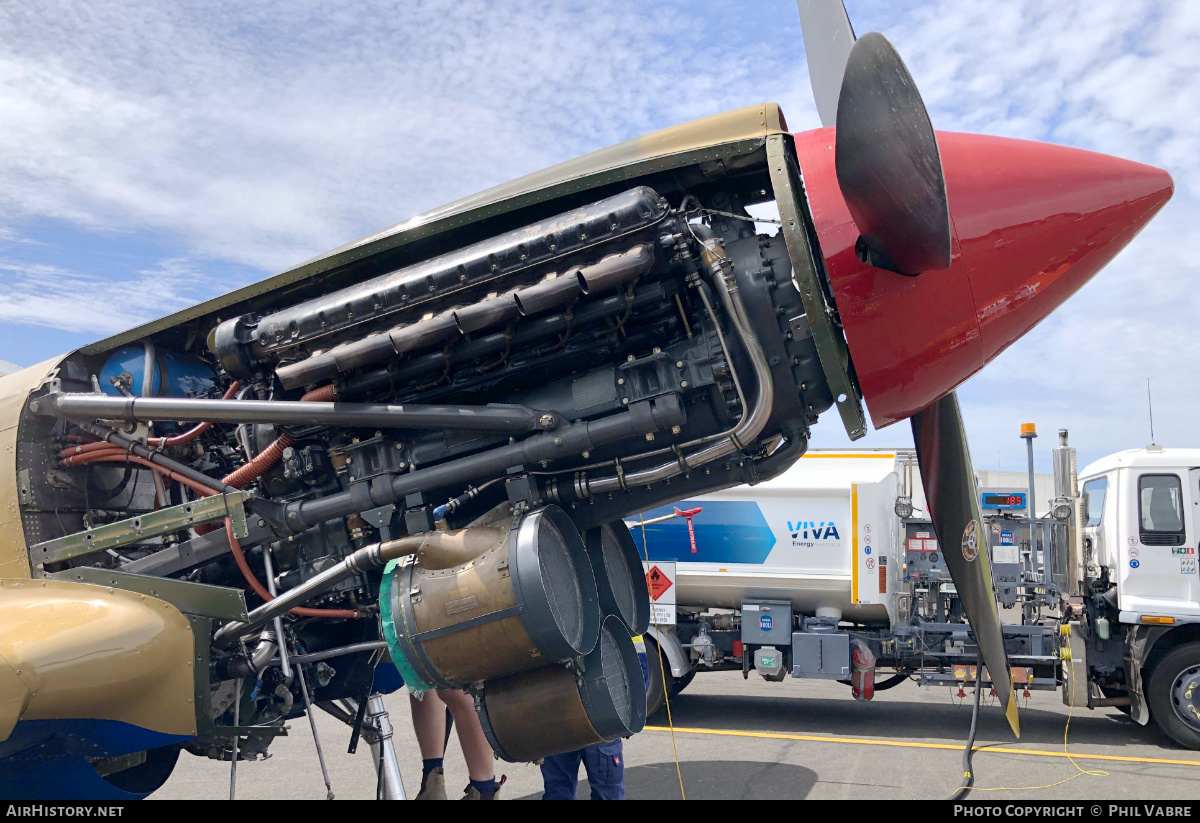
[
  {"xmin": 148, "ymin": 380, "xmax": 243, "ymax": 447},
  {"xmin": 224, "ymin": 518, "xmax": 360, "ymax": 619}
]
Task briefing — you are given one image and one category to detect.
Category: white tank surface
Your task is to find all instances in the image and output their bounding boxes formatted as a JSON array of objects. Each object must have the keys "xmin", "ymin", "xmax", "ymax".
[{"xmin": 631, "ymin": 450, "xmax": 906, "ymax": 625}]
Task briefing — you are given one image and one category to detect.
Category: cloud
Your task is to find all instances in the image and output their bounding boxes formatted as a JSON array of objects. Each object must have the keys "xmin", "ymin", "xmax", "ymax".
[
  {"xmin": 0, "ymin": 258, "xmax": 214, "ymax": 335},
  {"xmin": 807, "ymin": 0, "xmax": 1200, "ymax": 470},
  {"xmin": 0, "ymin": 0, "xmax": 1195, "ymax": 468},
  {"xmin": 0, "ymin": 1, "xmax": 813, "ymax": 272}
]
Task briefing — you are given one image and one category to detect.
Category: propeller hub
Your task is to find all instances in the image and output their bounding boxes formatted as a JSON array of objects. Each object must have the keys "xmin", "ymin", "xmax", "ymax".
[{"xmin": 795, "ymin": 128, "xmax": 1173, "ymax": 428}]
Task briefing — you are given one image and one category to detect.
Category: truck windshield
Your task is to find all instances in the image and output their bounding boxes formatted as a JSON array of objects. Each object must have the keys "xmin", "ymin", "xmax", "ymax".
[
  {"xmin": 1082, "ymin": 477, "xmax": 1107, "ymax": 527},
  {"xmin": 1138, "ymin": 474, "xmax": 1184, "ymax": 532}
]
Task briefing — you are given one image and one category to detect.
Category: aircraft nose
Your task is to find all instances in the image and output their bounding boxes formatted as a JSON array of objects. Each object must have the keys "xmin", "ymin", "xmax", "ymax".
[
  {"xmin": 945, "ymin": 133, "xmax": 1174, "ymax": 366},
  {"xmin": 792, "ymin": 128, "xmax": 1173, "ymax": 429}
]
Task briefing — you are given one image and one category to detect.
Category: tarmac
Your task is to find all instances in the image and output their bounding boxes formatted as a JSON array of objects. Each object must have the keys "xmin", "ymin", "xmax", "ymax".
[{"xmin": 155, "ymin": 669, "xmax": 1200, "ymax": 800}]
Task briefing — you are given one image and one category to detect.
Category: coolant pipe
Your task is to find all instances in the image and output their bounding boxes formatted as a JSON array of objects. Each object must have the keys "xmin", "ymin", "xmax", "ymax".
[
  {"xmin": 215, "ymin": 533, "xmax": 435, "ymax": 646},
  {"xmin": 582, "ymin": 248, "xmax": 774, "ymax": 495},
  {"xmin": 221, "ymin": 629, "xmax": 278, "ymax": 679},
  {"xmin": 281, "ymin": 395, "xmax": 686, "ymax": 532},
  {"xmin": 37, "ymin": 393, "xmax": 564, "ymax": 435}
]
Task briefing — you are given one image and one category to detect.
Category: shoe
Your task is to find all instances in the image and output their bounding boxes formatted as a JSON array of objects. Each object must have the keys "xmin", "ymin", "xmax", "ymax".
[
  {"xmin": 416, "ymin": 767, "xmax": 447, "ymax": 800},
  {"xmin": 461, "ymin": 775, "xmax": 506, "ymax": 800}
]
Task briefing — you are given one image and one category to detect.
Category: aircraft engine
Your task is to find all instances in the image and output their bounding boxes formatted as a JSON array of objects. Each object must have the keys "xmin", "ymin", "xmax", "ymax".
[{"xmin": 13, "ymin": 164, "xmax": 833, "ymax": 766}]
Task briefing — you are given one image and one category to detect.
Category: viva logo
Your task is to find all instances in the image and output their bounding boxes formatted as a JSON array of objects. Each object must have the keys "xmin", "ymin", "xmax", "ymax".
[{"xmin": 788, "ymin": 521, "xmax": 840, "ymax": 540}]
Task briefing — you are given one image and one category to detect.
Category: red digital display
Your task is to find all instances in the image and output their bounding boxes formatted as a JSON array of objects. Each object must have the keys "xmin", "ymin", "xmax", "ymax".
[{"xmin": 982, "ymin": 493, "xmax": 1025, "ymax": 507}]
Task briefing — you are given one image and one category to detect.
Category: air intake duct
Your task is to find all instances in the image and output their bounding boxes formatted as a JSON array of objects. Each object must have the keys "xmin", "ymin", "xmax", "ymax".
[
  {"xmin": 584, "ymin": 520, "xmax": 651, "ymax": 635},
  {"xmin": 387, "ymin": 505, "xmax": 599, "ymax": 689},
  {"xmin": 476, "ymin": 615, "xmax": 646, "ymax": 762}
]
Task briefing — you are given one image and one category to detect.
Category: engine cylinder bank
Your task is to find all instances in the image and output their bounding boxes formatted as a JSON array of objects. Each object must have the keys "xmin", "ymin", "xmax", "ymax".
[
  {"xmin": 389, "ymin": 506, "xmax": 599, "ymax": 689},
  {"xmin": 210, "ymin": 187, "xmax": 669, "ymax": 380},
  {"xmin": 476, "ymin": 615, "xmax": 646, "ymax": 762}
]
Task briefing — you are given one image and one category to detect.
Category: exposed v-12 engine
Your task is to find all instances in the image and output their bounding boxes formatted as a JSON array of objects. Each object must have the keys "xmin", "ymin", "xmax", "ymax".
[{"xmin": 0, "ymin": 12, "xmax": 1173, "ymax": 799}]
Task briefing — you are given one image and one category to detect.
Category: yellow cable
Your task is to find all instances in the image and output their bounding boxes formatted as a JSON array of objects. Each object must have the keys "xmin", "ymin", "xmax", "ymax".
[
  {"xmin": 638, "ymin": 512, "xmax": 686, "ymax": 800},
  {"xmin": 965, "ymin": 645, "xmax": 1108, "ymax": 792}
]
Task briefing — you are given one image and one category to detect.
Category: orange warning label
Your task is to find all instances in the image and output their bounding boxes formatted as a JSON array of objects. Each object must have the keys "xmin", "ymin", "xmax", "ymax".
[{"xmin": 646, "ymin": 565, "xmax": 674, "ymax": 602}]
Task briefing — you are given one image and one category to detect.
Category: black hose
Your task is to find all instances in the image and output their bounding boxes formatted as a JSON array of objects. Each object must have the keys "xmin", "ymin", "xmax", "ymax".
[
  {"xmin": 85, "ymin": 462, "xmax": 133, "ymax": 502},
  {"xmin": 948, "ymin": 651, "xmax": 985, "ymax": 801},
  {"xmin": 872, "ymin": 671, "xmax": 911, "ymax": 692}
]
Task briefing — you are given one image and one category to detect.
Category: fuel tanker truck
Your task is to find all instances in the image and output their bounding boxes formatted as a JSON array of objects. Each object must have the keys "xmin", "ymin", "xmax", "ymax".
[
  {"xmin": 0, "ymin": 4, "xmax": 1176, "ymax": 800},
  {"xmin": 635, "ymin": 434, "xmax": 1200, "ymax": 750}
]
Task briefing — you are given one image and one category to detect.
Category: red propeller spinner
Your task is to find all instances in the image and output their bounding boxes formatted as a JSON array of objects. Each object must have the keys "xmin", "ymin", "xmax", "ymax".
[{"xmin": 794, "ymin": 128, "xmax": 1174, "ymax": 428}]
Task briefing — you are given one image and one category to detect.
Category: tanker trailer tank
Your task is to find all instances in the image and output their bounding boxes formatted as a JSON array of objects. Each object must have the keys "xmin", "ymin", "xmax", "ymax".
[{"xmin": 634, "ymin": 451, "xmax": 905, "ymax": 626}]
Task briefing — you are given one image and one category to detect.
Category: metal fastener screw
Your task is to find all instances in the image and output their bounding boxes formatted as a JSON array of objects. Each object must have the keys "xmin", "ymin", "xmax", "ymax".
[
  {"xmin": 617, "ymin": 378, "xmax": 626, "ymax": 386},
  {"xmin": 680, "ymin": 380, "xmax": 689, "ymax": 389},
  {"xmin": 538, "ymin": 413, "xmax": 556, "ymax": 429},
  {"xmin": 622, "ymin": 398, "xmax": 629, "ymax": 405},
  {"xmin": 671, "ymin": 426, "xmax": 681, "ymax": 435},
  {"xmin": 626, "ymin": 354, "xmax": 635, "ymax": 362},
  {"xmin": 676, "ymin": 361, "xmax": 684, "ymax": 369},
  {"xmin": 553, "ymin": 437, "xmax": 564, "ymax": 447},
  {"xmin": 645, "ymin": 433, "xmax": 655, "ymax": 442}
]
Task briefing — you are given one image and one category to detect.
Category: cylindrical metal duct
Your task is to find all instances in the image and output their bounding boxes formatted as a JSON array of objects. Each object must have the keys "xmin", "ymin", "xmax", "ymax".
[
  {"xmin": 476, "ymin": 615, "xmax": 646, "ymax": 762},
  {"xmin": 388, "ymin": 506, "xmax": 599, "ymax": 689},
  {"xmin": 584, "ymin": 520, "xmax": 650, "ymax": 635}
]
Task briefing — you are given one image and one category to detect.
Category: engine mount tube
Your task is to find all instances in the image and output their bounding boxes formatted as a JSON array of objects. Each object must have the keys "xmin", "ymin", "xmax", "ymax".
[
  {"xmin": 282, "ymin": 396, "xmax": 686, "ymax": 533},
  {"xmin": 215, "ymin": 533, "xmax": 434, "ymax": 645},
  {"xmin": 37, "ymin": 394, "xmax": 564, "ymax": 434}
]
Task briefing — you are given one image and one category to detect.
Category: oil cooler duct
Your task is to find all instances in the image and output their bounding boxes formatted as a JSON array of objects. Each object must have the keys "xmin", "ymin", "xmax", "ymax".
[
  {"xmin": 386, "ymin": 505, "xmax": 600, "ymax": 689},
  {"xmin": 476, "ymin": 614, "xmax": 646, "ymax": 762},
  {"xmin": 584, "ymin": 521, "xmax": 651, "ymax": 635}
]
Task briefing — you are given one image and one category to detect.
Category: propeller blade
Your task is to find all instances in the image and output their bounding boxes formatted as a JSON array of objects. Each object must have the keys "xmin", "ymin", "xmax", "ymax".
[
  {"xmin": 797, "ymin": 0, "xmax": 856, "ymax": 128},
  {"xmin": 911, "ymin": 390, "xmax": 1020, "ymax": 738},
  {"xmin": 835, "ymin": 32, "xmax": 952, "ymax": 275}
]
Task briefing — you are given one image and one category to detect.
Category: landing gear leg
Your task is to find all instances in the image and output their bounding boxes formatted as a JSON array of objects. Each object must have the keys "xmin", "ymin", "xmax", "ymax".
[{"xmin": 366, "ymin": 694, "xmax": 408, "ymax": 799}]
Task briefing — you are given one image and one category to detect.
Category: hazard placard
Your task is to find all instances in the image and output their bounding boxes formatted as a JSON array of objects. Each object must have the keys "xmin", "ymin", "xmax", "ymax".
[{"xmin": 643, "ymin": 561, "xmax": 676, "ymax": 625}]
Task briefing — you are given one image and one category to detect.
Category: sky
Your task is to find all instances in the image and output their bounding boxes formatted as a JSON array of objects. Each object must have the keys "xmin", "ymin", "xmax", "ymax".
[{"xmin": 0, "ymin": 0, "xmax": 1195, "ymax": 474}]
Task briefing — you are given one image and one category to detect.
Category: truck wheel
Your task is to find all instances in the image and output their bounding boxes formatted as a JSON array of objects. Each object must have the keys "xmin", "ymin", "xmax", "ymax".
[
  {"xmin": 644, "ymin": 637, "xmax": 675, "ymax": 719},
  {"xmin": 1147, "ymin": 643, "xmax": 1200, "ymax": 749},
  {"xmin": 670, "ymin": 669, "xmax": 696, "ymax": 697}
]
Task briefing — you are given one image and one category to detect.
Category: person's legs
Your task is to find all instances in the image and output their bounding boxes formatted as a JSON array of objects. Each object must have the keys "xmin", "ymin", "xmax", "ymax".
[
  {"xmin": 581, "ymin": 740, "xmax": 625, "ymax": 800},
  {"xmin": 540, "ymin": 750, "xmax": 585, "ymax": 799},
  {"xmin": 438, "ymin": 688, "xmax": 494, "ymax": 782},
  {"xmin": 409, "ymin": 691, "xmax": 448, "ymax": 759},
  {"xmin": 409, "ymin": 692, "xmax": 448, "ymax": 800}
]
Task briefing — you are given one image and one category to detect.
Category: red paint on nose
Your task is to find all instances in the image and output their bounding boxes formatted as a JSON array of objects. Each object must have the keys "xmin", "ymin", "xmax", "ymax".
[{"xmin": 794, "ymin": 128, "xmax": 1173, "ymax": 428}]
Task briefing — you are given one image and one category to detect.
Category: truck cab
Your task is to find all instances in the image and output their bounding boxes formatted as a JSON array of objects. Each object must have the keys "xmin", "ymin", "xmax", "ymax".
[{"xmin": 1077, "ymin": 446, "xmax": 1200, "ymax": 747}]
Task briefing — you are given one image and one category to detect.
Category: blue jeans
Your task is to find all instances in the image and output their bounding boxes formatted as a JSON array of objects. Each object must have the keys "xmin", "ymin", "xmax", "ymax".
[{"xmin": 540, "ymin": 740, "xmax": 624, "ymax": 800}]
